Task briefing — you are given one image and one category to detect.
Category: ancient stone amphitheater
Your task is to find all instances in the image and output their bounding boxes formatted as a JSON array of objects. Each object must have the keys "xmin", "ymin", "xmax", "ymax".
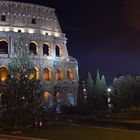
[{"xmin": 0, "ymin": 0, "xmax": 79, "ymax": 108}]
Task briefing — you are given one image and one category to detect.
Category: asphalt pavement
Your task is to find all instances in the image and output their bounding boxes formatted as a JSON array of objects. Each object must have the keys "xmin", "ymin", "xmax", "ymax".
[{"xmin": 0, "ymin": 134, "xmax": 48, "ymax": 140}]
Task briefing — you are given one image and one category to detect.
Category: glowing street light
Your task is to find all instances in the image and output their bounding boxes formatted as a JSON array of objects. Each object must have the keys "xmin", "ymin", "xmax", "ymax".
[{"xmin": 107, "ymin": 88, "xmax": 111, "ymax": 92}]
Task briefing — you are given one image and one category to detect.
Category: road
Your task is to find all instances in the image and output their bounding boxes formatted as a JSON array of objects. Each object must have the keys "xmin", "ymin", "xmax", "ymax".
[{"xmin": 0, "ymin": 134, "xmax": 47, "ymax": 140}]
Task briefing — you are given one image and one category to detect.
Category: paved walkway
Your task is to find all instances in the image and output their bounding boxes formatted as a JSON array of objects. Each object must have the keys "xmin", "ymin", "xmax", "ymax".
[{"xmin": 0, "ymin": 134, "xmax": 48, "ymax": 140}]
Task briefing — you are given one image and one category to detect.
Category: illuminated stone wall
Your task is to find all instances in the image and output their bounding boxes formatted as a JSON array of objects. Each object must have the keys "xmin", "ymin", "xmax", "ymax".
[{"xmin": 0, "ymin": 0, "xmax": 79, "ymax": 107}]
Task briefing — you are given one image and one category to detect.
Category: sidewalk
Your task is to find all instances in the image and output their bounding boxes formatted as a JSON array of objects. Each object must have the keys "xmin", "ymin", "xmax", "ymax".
[{"xmin": 0, "ymin": 134, "xmax": 48, "ymax": 140}]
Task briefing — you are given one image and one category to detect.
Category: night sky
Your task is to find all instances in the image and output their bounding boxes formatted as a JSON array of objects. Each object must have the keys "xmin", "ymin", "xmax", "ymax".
[{"xmin": 14, "ymin": 0, "xmax": 140, "ymax": 84}]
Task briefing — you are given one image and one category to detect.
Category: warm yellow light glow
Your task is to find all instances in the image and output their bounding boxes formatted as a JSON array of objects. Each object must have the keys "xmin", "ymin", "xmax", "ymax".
[
  {"xmin": 43, "ymin": 68, "xmax": 52, "ymax": 81},
  {"xmin": 40, "ymin": 30, "xmax": 52, "ymax": 36},
  {"xmin": 46, "ymin": 56, "xmax": 52, "ymax": 59},
  {"xmin": 29, "ymin": 73, "xmax": 34, "ymax": 80},
  {"xmin": 44, "ymin": 92, "xmax": 50, "ymax": 101},
  {"xmin": 29, "ymin": 67, "xmax": 39, "ymax": 80},
  {"xmin": 42, "ymin": 31, "xmax": 46, "ymax": 35},
  {"xmin": 44, "ymin": 91, "xmax": 51, "ymax": 102},
  {"xmin": 48, "ymin": 32, "xmax": 51, "ymax": 36},
  {"xmin": 0, "ymin": 39, "xmax": 8, "ymax": 42},
  {"xmin": 0, "ymin": 26, "xmax": 54, "ymax": 37},
  {"xmin": 67, "ymin": 68, "xmax": 74, "ymax": 80},
  {"xmin": 13, "ymin": 28, "xmax": 19, "ymax": 32},
  {"xmin": 1, "ymin": 77, "xmax": 5, "ymax": 81},
  {"xmin": 44, "ymin": 41, "xmax": 50, "ymax": 46},
  {"xmin": 4, "ymin": 27, "xmax": 10, "ymax": 32},
  {"xmin": 34, "ymin": 67, "xmax": 39, "ymax": 79},
  {"xmin": 56, "ymin": 91, "xmax": 61, "ymax": 98},
  {"xmin": 0, "ymin": 27, "xmax": 26, "ymax": 33},
  {"xmin": 54, "ymin": 32, "xmax": 60, "ymax": 37},
  {"xmin": 28, "ymin": 29, "xmax": 34, "ymax": 34},
  {"xmin": 0, "ymin": 25, "xmax": 56, "ymax": 36},
  {"xmin": 56, "ymin": 91, "xmax": 61, "ymax": 102},
  {"xmin": 55, "ymin": 68, "xmax": 63, "ymax": 80},
  {"xmin": 0, "ymin": 27, "xmax": 3, "ymax": 31},
  {"xmin": 0, "ymin": 66, "xmax": 8, "ymax": 81},
  {"xmin": 21, "ymin": 28, "xmax": 25, "ymax": 33}
]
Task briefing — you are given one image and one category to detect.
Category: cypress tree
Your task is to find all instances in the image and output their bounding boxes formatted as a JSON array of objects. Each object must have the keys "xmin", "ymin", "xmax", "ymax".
[{"xmin": 86, "ymin": 72, "xmax": 93, "ymax": 96}]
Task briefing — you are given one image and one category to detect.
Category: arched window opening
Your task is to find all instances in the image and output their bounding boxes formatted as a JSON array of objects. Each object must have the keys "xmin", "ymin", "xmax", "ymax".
[
  {"xmin": 0, "ymin": 40, "xmax": 8, "ymax": 54},
  {"xmin": 56, "ymin": 45, "xmax": 61, "ymax": 57},
  {"xmin": 31, "ymin": 18, "xmax": 36, "ymax": 24},
  {"xmin": 44, "ymin": 92, "xmax": 50, "ymax": 101},
  {"xmin": 56, "ymin": 91, "xmax": 61, "ymax": 102},
  {"xmin": 0, "ymin": 66, "xmax": 8, "ymax": 81},
  {"xmin": 67, "ymin": 68, "xmax": 74, "ymax": 80},
  {"xmin": 43, "ymin": 68, "xmax": 52, "ymax": 81},
  {"xmin": 55, "ymin": 68, "xmax": 63, "ymax": 81},
  {"xmin": 43, "ymin": 44, "xmax": 50, "ymax": 56},
  {"xmin": 29, "ymin": 67, "xmax": 39, "ymax": 80},
  {"xmin": 1, "ymin": 15, "xmax": 6, "ymax": 21},
  {"xmin": 29, "ymin": 42, "xmax": 37, "ymax": 55},
  {"xmin": 44, "ymin": 91, "xmax": 53, "ymax": 106},
  {"xmin": 67, "ymin": 93, "xmax": 74, "ymax": 106}
]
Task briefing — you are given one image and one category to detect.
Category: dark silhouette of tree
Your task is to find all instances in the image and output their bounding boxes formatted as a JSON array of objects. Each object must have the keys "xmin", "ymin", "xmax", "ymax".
[
  {"xmin": 111, "ymin": 75, "xmax": 136, "ymax": 110},
  {"xmin": 94, "ymin": 70, "xmax": 108, "ymax": 111}
]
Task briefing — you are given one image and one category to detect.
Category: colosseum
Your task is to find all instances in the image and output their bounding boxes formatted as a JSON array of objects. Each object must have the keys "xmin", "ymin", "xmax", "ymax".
[{"xmin": 0, "ymin": 0, "xmax": 79, "ymax": 110}]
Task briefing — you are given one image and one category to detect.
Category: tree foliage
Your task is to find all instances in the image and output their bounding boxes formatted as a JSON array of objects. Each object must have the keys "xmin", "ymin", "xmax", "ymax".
[
  {"xmin": 94, "ymin": 70, "xmax": 108, "ymax": 111},
  {"xmin": 86, "ymin": 72, "xmax": 93, "ymax": 96},
  {"xmin": 111, "ymin": 75, "xmax": 140, "ymax": 110},
  {"xmin": 1, "ymin": 34, "xmax": 45, "ymax": 128},
  {"xmin": 86, "ymin": 72, "xmax": 94, "ymax": 110}
]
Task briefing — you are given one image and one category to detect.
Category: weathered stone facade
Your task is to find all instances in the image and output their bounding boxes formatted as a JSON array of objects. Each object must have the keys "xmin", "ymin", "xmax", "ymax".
[{"xmin": 0, "ymin": 0, "xmax": 79, "ymax": 107}]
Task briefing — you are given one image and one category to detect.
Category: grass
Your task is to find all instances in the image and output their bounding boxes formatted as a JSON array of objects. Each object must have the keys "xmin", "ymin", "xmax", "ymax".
[
  {"xmin": 20, "ymin": 123, "xmax": 140, "ymax": 140},
  {"xmin": 94, "ymin": 118, "xmax": 140, "ymax": 124},
  {"xmin": 117, "ymin": 119, "xmax": 140, "ymax": 124}
]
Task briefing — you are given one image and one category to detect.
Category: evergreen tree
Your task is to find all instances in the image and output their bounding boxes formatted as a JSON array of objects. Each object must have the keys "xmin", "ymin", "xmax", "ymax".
[
  {"xmin": 100, "ymin": 75, "xmax": 108, "ymax": 109},
  {"xmin": 86, "ymin": 72, "xmax": 94, "ymax": 110},
  {"xmin": 86, "ymin": 72, "xmax": 93, "ymax": 96},
  {"xmin": 1, "ymin": 33, "xmax": 45, "ymax": 128},
  {"xmin": 100, "ymin": 75, "xmax": 107, "ymax": 92},
  {"xmin": 111, "ymin": 75, "xmax": 136, "ymax": 110},
  {"xmin": 94, "ymin": 70, "xmax": 108, "ymax": 111},
  {"xmin": 95, "ymin": 70, "xmax": 101, "ymax": 89}
]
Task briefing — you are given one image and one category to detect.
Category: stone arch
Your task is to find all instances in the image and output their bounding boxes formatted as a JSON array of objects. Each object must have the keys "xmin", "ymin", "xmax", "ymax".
[
  {"xmin": 44, "ymin": 91, "xmax": 50, "ymax": 101},
  {"xmin": 29, "ymin": 41, "xmax": 38, "ymax": 55},
  {"xmin": 67, "ymin": 93, "xmax": 75, "ymax": 106},
  {"xmin": 43, "ymin": 43, "xmax": 50, "ymax": 56},
  {"xmin": 44, "ymin": 91, "xmax": 53, "ymax": 106},
  {"xmin": 43, "ymin": 67, "xmax": 52, "ymax": 81},
  {"xmin": 56, "ymin": 45, "xmax": 62, "ymax": 57},
  {"xmin": 67, "ymin": 68, "xmax": 74, "ymax": 80},
  {"xmin": 55, "ymin": 68, "xmax": 63, "ymax": 80},
  {"xmin": 0, "ymin": 40, "xmax": 8, "ymax": 54},
  {"xmin": 0, "ymin": 66, "xmax": 8, "ymax": 81},
  {"xmin": 29, "ymin": 67, "xmax": 39, "ymax": 80}
]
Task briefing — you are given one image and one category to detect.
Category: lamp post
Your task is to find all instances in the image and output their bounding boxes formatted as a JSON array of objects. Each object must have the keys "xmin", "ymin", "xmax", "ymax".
[{"xmin": 107, "ymin": 88, "xmax": 112, "ymax": 110}]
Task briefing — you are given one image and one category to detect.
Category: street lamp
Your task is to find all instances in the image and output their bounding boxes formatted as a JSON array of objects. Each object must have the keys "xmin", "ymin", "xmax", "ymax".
[
  {"xmin": 107, "ymin": 87, "xmax": 112, "ymax": 110},
  {"xmin": 107, "ymin": 88, "xmax": 111, "ymax": 93}
]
